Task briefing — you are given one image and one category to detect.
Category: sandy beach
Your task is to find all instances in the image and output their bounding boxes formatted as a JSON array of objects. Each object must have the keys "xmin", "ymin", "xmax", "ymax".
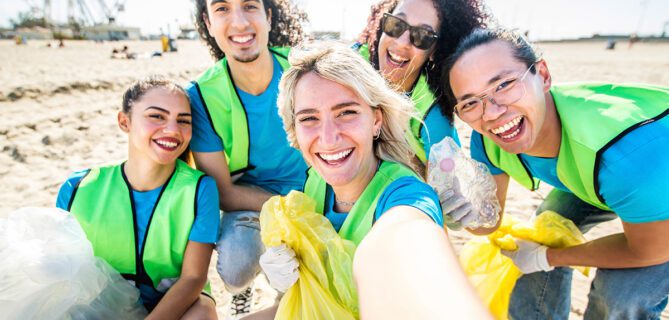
[{"xmin": 1, "ymin": 38, "xmax": 668, "ymax": 319}]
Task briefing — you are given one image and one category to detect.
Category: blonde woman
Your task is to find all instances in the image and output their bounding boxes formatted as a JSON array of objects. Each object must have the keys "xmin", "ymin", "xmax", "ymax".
[{"xmin": 254, "ymin": 42, "xmax": 487, "ymax": 319}]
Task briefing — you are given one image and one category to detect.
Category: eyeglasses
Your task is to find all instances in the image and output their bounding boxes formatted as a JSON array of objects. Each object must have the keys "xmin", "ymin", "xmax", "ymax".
[
  {"xmin": 454, "ymin": 64, "xmax": 535, "ymax": 122},
  {"xmin": 381, "ymin": 13, "xmax": 438, "ymax": 50}
]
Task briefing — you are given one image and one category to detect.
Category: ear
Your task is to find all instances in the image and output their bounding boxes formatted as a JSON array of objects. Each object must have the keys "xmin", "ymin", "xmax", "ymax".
[
  {"xmin": 118, "ymin": 111, "xmax": 130, "ymax": 133},
  {"xmin": 266, "ymin": 8, "xmax": 272, "ymax": 27},
  {"xmin": 535, "ymin": 59, "xmax": 552, "ymax": 93},
  {"xmin": 203, "ymin": 12, "xmax": 213, "ymax": 37},
  {"xmin": 373, "ymin": 108, "xmax": 383, "ymax": 135}
]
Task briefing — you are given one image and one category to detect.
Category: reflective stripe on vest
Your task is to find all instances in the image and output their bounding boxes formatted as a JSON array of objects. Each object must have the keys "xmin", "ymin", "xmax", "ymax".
[
  {"xmin": 193, "ymin": 47, "xmax": 291, "ymax": 175},
  {"xmin": 482, "ymin": 83, "xmax": 669, "ymax": 210},
  {"xmin": 303, "ymin": 161, "xmax": 417, "ymax": 245},
  {"xmin": 355, "ymin": 42, "xmax": 435, "ymax": 163},
  {"xmin": 68, "ymin": 160, "xmax": 209, "ymax": 293}
]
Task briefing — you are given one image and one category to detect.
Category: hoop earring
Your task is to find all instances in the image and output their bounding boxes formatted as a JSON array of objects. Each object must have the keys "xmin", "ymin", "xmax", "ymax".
[{"xmin": 374, "ymin": 129, "xmax": 381, "ymax": 140}]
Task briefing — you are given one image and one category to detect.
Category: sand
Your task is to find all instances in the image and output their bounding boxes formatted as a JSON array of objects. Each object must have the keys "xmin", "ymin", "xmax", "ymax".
[{"xmin": 1, "ymin": 39, "xmax": 668, "ymax": 319}]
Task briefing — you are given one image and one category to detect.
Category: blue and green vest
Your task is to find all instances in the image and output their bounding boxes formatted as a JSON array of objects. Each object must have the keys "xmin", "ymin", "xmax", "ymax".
[
  {"xmin": 481, "ymin": 83, "xmax": 669, "ymax": 210},
  {"xmin": 68, "ymin": 160, "xmax": 211, "ymax": 294},
  {"xmin": 192, "ymin": 47, "xmax": 291, "ymax": 175},
  {"xmin": 303, "ymin": 161, "xmax": 418, "ymax": 245}
]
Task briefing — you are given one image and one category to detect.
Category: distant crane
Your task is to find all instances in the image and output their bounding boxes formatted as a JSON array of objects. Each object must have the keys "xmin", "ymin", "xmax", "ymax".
[{"xmin": 27, "ymin": 0, "xmax": 128, "ymax": 27}]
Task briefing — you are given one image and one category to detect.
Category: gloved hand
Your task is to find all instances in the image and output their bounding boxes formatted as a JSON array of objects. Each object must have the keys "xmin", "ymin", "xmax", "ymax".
[
  {"xmin": 501, "ymin": 240, "xmax": 554, "ymax": 274},
  {"xmin": 438, "ymin": 187, "xmax": 478, "ymax": 231},
  {"xmin": 259, "ymin": 243, "xmax": 299, "ymax": 292}
]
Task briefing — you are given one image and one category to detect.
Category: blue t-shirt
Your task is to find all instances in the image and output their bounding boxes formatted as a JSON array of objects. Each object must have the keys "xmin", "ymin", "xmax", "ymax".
[
  {"xmin": 56, "ymin": 169, "xmax": 220, "ymax": 307},
  {"xmin": 323, "ymin": 176, "xmax": 444, "ymax": 231},
  {"xmin": 420, "ymin": 104, "xmax": 460, "ymax": 159},
  {"xmin": 186, "ymin": 56, "xmax": 307, "ymax": 196},
  {"xmin": 470, "ymin": 114, "xmax": 669, "ymax": 223}
]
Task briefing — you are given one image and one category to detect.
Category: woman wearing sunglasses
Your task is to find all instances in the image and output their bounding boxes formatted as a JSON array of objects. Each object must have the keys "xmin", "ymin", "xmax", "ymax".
[{"xmin": 356, "ymin": 0, "xmax": 488, "ymax": 167}]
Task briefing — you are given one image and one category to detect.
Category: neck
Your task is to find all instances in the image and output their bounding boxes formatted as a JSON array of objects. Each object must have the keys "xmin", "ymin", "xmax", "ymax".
[
  {"xmin": 228, "ymin": 47, "xmax": 273, "ymax": 95},
  {"xmin": 526, "ymin": 91, "xmax": 562, "ymax": 158},
  {"xmin": 399, "ymin": 71, "xmax": 421, "ymax": 93},
  {"xmin": 124, "ymin": 154, "xmax": 175, "ymax": 192},
  {"xmin": 332, "ymin": 157, "xmax": 380, "ymax": 212}
]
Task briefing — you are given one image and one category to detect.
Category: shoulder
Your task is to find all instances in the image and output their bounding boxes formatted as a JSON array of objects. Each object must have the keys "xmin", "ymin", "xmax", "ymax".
[
  {"xmin": 376, "ymin": 176, "xmax": 443, "ymax": 226},
  {"xmin": 56, "ymin": 169, "xmax": 92, "ymax": 210},
  {"xmin": 598, "ymin": 118, "xmax": 669, "ymax": 222}
]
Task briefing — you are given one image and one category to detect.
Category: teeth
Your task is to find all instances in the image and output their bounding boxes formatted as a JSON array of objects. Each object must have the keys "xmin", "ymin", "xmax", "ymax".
[
  {"xmin": 156, "ymin": 140, "xmax": 178, "ymax": 148},
  {"xmin": 319, "ymin": 149, "xmax": 352, "ymax": 162},
  {"xmin": 388, "ymin": 51, "xmax": 408, "ymax": 63},
  {"xmin": 231, "ymin": 35, "xmax": 253, "ymax": 43},
  {"xmin": 491, "ymin": 116, "xmax": 522, "ymax": 135}
]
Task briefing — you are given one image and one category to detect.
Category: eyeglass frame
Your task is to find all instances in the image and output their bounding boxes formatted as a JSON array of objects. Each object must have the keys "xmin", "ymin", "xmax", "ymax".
[
  {"xmin": 380, "ymin": 13, "xmax": 439, "ymax": 50},
  {"xmin": 454, "ymin": 64, "xmax": 536, "ymax": 121}
]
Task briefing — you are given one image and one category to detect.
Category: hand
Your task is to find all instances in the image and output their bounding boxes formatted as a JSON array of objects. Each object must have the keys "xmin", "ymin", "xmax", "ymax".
[
  {"xmin": 259, "ymin": 244, "xmax": 299, "ymax": 292},
  {"xmin": 501, "ymin": 240, "xmax": 554, "ymax": 274},
  {"xmin": 438, "ymin": 188, "xmax": 478, "ymax": 231}
]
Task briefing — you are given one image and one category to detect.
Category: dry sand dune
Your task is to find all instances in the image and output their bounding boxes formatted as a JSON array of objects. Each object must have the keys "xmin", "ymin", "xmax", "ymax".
[{"xmin": 1, "ymin": 39, "xmax": 667, "ymax": 319}]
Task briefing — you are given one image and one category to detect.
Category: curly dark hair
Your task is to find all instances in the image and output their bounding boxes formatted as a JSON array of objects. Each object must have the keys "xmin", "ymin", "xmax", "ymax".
[
  {"xmin": 357, "ymin": 0, "xmax": 489, "ymax": 121},
  {"xmin": 194, "ymin": 0, "xmax": 308, "ymax": 61}
]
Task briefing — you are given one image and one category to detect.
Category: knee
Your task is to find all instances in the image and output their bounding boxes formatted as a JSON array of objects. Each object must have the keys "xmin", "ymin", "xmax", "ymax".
[
  {"xmin": 216, "ymin": 253, "xmax": 259, "ymax": 293},
  {"xmin": 180, "ymin": 296, "xmax": 217, "ymax": 320}
]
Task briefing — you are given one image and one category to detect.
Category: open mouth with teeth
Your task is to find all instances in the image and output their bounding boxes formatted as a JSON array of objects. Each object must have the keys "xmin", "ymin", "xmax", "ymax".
[
  {"xmin": 386, "ymin": 50, "xmax": 409, "ymax": 68},
  {"xmin": 490, "ymin": 115, "xmax": 525, "ymax": 141},
  {"xmin": 153, "ymin": 137, "xmax": 181, "ymax": 152},
  {"xmin": 230, "ymin": 34, "xmax": 255, "ymax": 45},
  {"xmin": 316, "ymin": 148, "xmax": 354, "ymax": 166}
]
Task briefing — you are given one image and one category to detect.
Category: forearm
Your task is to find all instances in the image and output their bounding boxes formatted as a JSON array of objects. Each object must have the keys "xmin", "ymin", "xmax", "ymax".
[
  {"xmin": 548, "ymin": 232, "xmax": 669, "ymax": 269},
  {"xmin": 219, "ymin": 183, "xmax": 273, "ymax": 212},
  {"xmin": 147, "ymin": 277, "xmax": 207, "ymax": 320}
]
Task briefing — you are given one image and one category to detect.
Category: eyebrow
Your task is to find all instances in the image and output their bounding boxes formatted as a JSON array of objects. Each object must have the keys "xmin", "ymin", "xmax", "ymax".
[
  {"xmin": 294, "ymin": 101, "xmax": 360, "ymax": 116},
  {"xmin": 145, "ymin": 106, "xmax": 191, "ymax": 117},
  {"xmin": 457, "ymin": 69, "xmax": 518, "ymax": 100}
]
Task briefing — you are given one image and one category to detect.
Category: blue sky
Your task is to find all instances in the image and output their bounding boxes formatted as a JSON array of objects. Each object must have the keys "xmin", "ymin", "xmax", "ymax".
[{"xmin": 1, "ymin": 0, "xmax": 668, "ymax": 40}]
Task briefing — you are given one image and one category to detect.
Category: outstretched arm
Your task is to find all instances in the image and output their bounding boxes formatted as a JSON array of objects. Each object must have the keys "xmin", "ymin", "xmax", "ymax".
[{"xmin": 354, "ymin": 206, "xmax": 490, "ymax": 319}]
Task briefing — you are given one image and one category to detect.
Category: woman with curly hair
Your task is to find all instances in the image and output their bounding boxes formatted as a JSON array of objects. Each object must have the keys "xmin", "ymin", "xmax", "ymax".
[
  {"xmin": 186, "ymin": 0, "xmax": 308, "ymax": 317},
  {"xmin": 356, "ymin": 0, "xmax": 488, "ymax": 166}
]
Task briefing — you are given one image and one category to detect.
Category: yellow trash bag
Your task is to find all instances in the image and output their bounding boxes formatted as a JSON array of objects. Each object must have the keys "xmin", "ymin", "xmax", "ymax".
[
  {"xmin": 459, "ymin": 211, "xmax": 589, "ymax": 320},
  {"xmin": 260, "ymin": 191, "xmax": 359, "ymax": 320}
]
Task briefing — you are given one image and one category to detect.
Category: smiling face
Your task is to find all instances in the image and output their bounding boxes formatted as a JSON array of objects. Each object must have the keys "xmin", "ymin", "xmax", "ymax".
[
  {"xmin": 449, "ymin": 40, "xmax": 552, "ymax": 155},
  {"xmin": 205, "ymin": 0, "xmax": 271, "ymax": 63},
  {"xmin": 377, "ymin": 0, "xmax": 439, "ymax": 92},
  {"xmin": 293, "ymin": 72, "xmax": 383, "ymax": 190},
  {"xmin": 119, "ymin": 87, "xmax": 192, "ymax": 165}
]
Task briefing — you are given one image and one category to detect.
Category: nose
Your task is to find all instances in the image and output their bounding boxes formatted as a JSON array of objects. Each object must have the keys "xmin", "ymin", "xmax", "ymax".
[
  {"xmin": 319, "ymin": 117, "xmax": 341, "ymax": 147},
  {"xmin": 395, "ymin": 29, "xmax": 412, "ymax": 48},
  {"xmin": 163, "ymin": 119, "xmax": 180, "ymax": 134},
  {"xmin": 481, "ymin": 98, "xmax": 507, "ymax": 122},
  {"xmin": 230, "ymin": 6, "xmax": 250, "ymax": 30}
]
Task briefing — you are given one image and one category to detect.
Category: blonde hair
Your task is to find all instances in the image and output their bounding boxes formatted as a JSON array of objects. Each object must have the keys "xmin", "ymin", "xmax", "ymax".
[{"xmin": 277, "ymin": 41, "xmax": 419, "ymax": 173}]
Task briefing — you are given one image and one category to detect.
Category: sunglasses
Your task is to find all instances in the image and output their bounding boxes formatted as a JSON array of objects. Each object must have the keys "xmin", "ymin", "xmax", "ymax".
[{"xmin": 381, "ymin": 13, "xmax": 438, "ymax": 50}]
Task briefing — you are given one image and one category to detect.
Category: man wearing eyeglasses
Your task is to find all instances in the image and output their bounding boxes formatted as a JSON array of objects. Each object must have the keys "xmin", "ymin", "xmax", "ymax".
[{"xmin": 444, "ymin": 28, "xmax": 669, "ymax": 319}]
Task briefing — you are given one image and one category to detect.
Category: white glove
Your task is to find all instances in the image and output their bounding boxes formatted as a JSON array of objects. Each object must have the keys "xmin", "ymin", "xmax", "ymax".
[
  {"xmin": 259, "ymin": 244, "xmax": 299, "ymax": 292},
  {"xmin": 438, "ymin": 187, "xmax": 478, "ymax": 231},
  {"xmin": 501, "ymin": 240, "xmax": 554, "ymax": 274}
]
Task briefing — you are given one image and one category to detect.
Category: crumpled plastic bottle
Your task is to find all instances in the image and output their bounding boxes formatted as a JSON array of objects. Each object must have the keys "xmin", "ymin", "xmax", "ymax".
[
  {"xmin": 427, "ymin": 137, "xmax": 501, "ymax": 229},
  {"xmin": 0, "ymin": 207, "xmax": 147, "ymax": 319}
]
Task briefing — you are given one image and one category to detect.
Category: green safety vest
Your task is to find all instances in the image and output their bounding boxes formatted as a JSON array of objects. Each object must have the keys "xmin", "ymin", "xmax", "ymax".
[
  {"xmin": 303, "ymin": 161, "xmax": 417, "ymax": 245},
  {"xmin": 193, "ymin": 47, "xmax": 291, "ymax": 175},
  {"xmin": 355, "ymin": 43, "xmax": 437, "ymax": 163},
  {"xmin": 481, "ymin": 83, "xmax": 669, "ymax": 210},
  {"xmin": 68, "ymin": 160, "xmax": 211, "ymax": 294}
]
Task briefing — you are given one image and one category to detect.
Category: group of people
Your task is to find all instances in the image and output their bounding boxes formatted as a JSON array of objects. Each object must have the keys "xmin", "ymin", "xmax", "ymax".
[{"xmin": 53, "ymin": 0, "xmax": 669, "ymax": 319}]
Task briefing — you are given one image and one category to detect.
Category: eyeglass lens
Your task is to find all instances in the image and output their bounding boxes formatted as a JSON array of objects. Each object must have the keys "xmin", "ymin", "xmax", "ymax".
[{"xmin": 382, "ymin": 14, "xmax": 437, "ymax": 50}]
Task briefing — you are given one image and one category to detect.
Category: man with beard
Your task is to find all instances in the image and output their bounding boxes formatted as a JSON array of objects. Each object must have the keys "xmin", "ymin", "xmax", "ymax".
[{"xmin": 187, "ymin": 0, "xmax": 307, "ymax": 317}]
